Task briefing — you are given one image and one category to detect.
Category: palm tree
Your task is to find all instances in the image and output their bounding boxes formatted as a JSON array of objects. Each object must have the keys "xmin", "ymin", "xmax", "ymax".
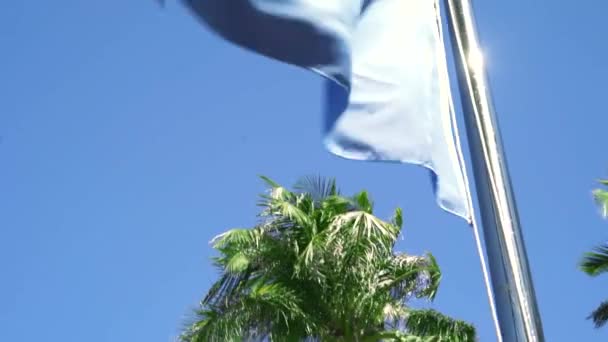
[
  {"xmin": 180, "ymin": 176, "xmax": 476, "ymax": 341},
  {"xmin": 580, "ymin": 179, "xmax": 608, "ymax": 328}
]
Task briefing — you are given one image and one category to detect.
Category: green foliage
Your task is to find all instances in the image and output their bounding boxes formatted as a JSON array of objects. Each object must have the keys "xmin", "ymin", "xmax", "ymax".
[
  {"xmin": 594, "ymin": 181, "xmax": 608, "ymax": 218},
  {"xmin": 406, "ymin": 309, "xmax": 476, "ymax": 341},
  {"xmin": 580, "ymin": 178, "xmax": 608, "ymax": 328},
  {"xmin": 589, "ymin": 301, "xmax": 608, "ymax": 328},
  {"xmin": 180, "ymin": 176, "xmax": 475, "ymax": 341},
  {"xmin": 580, "ymin": 244, "xmax": 608, "ymax": 277}
]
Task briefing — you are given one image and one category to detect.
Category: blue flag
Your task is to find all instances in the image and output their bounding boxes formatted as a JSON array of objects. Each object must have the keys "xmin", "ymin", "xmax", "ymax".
[{"xmin": 184, "ymin": 0, "xmax": 472, "ymax": 221}]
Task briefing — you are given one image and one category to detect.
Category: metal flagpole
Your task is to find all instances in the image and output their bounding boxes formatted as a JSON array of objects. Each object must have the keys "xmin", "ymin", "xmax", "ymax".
[{"xmin": 443, "ymin": 0, "xmax": 545, "ymax": 341}]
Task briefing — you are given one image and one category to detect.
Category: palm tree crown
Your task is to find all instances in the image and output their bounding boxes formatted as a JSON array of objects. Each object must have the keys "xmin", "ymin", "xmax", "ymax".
[
  {"xmin": 180, "ymin": 176, "xmax": 475, "ymax": 341},
  {"xmin": 580, "ymin": 179, "xmax": 608, "ymax": 328}
]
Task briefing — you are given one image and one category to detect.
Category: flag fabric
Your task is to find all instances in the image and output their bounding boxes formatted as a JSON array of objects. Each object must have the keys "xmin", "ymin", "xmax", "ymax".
[{"xmin": 183, "ymin": 0, "xmax": 472, "ymax": 221}]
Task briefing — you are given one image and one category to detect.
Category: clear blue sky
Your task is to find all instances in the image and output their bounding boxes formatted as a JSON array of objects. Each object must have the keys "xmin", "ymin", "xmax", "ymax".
[{"xmin": 1, "ymin": 1, "xmax": 607, "ymax": 341}]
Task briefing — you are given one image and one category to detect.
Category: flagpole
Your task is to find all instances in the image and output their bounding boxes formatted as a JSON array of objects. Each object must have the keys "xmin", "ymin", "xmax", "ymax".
[{"xmin": 443, "ymin": 0, "xmax": 545, "ymax": 341}]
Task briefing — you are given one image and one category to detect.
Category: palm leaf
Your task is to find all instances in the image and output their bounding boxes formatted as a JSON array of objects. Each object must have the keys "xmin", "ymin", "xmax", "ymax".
[
  {"xmin": 588, "ymin": 300, "xmax": 608, "ymax": 328},
  {"xmin": 225, "ymin": 252, "xmax": 250, "ymax": 274},
  {"xmin": 580, "ymin": 243, "xmax": 608, "ymax": 276},
  {"xmin": 294, "ymin": 175, "xmax": 339, "ymax": 201},
  {"xmin": 259, "ymin": 175, "xmax": 281, "ymax": 188},
  {"xmin": 353, "ymin": 190, "xmax": 374, "ymax": 213},
  {"xmin": 273, "ymin": 200, "xmax": 312, "ymax": 227},
  {"xmin": 405, "ymin": 309, "xmax": 476, "ymax": 342},
  {"xmin": 211, "ymin": 228, "xmax": 254, "ymax": 249},
  {"xmin": 592, "ymin": 179, "xmax": 608, "ymax": 218},
  {"xmin": 183, "ymin": 280, "xmax": 313, "ymax": 342},
  {"xmin": 363, "ymin": 330, "xmax": 441, "ymax": 342},
  {"xmin": 385, "ymin": 253, "xmax": 441, "ymax": 301},
  {"xmin": 393, "ymin": 208, "xmax": 404, "ymax": 229},
  {"xmin": 330, "ymin": 211, "xmax": 399, "ymax": 248},
  {"xmin": 594, "ymin": 188, "xmax": 608, "ymax": 219}
]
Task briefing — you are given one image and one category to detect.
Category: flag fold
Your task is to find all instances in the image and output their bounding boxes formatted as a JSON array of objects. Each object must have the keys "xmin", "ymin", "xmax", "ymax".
[{"xmin": 184, "ymin": 0, "xmax": 472, "ymax": 221}]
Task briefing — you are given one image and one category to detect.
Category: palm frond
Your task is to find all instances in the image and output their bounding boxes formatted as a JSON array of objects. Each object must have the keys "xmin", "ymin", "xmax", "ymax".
[
  {"xmin": 405, "ymin": 309, "xmax": 476, "ymax": 342},
  {"xmin": 272, "ymin": 200, "xmax": 312, "ymax": 227},
  {"xmin": 293, "ymin": 233, "xmax": 327, "ymax": 282},
  {"xmin": 201, "ymin": 272, "xmax": 242, "ymax": 307},
  {"xmin": 181, "ymin": 305, "xmax": 249, "ymax": 342},
  {"xmin": 594, "ymin": 188, "xmax": 608, "ymax": 219},
  {"xmin": 294, "ymin": 175, "xmax": 339, "ymax": 201},
  {"xmin": 329, "ymin": 211, "xmax": 399, "ymax": 248},
  {"xmin": 419, "ymin": 254, "xmax": 442, "ymax": 300},
  {"xmin": 319, "ymin": 195, "xmax": 355, "ymax": 219},
  {"xmin": 383, "ymin": 253, "xmax": 441, "ymax": 301},
  {"xmin": 259, "ymin": 175, "xmax": 281, "ymax": 188},
  {"xmin": 588, "ymin": 300, "xmax": 608, "ymax": 328},
  {"xmin": 225, "ymin": 252, "xmax": 250, "ymax": 274},
  {"xmin": 211, "ymin": 228, "xmax": 255, "ymax": 249},
  {"xmin": 363, "ymin": 330, "xmax": 441, "ymax": 342},
  {"xmin": 353, "ymin": 191, "xmax": 374, "ymax": 213},
  {"xmin": 382, "ymin": 302, "xmax": 409, "ymax": 322},
  {"xmin": 580, "ymin": 243, "xmax": 608, "ymax": 276},
  {"xmin": 393, "ymin": 208, "xmax": 404, "ymax": 229},
  {"xmin": 258, "ymin": 177, "xmax": 296, "ymax": 211},
  {"xmin": 183, "ymin": 280, "xmax": 312, "ymax": 342}
]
